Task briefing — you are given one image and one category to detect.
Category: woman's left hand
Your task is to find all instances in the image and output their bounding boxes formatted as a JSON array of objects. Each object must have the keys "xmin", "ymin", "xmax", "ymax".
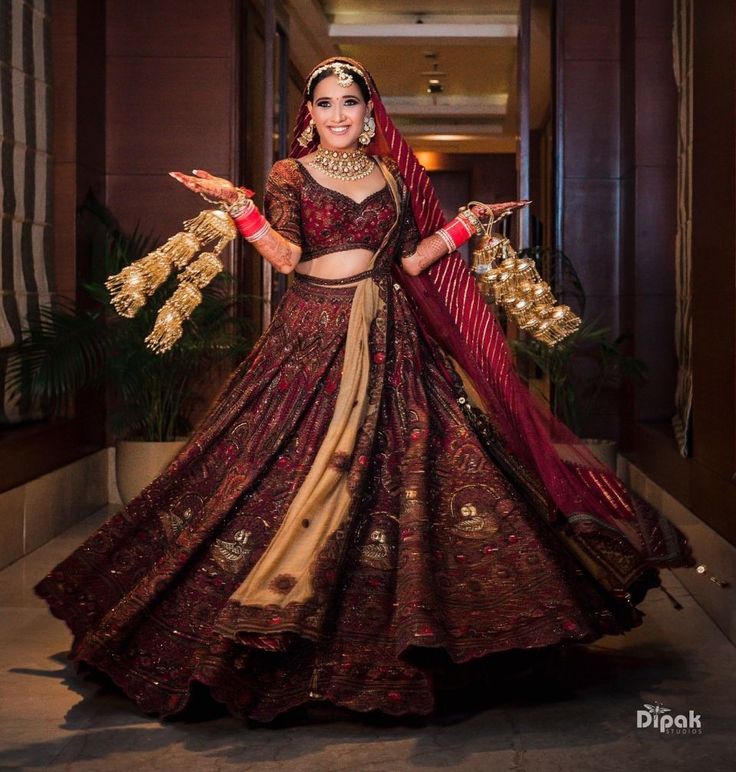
[{"xmin": 470, "ymin": 200, "xmax": 531, "ymax": 221}]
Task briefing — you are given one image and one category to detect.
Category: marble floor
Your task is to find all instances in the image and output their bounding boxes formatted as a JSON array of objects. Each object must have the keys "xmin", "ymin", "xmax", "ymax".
[{"xmin": 0, "ymin": 507, "xmax": 733, "ymax": 772}]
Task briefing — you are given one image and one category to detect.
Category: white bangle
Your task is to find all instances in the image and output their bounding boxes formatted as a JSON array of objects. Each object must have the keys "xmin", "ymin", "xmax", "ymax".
[
  {"xmin": 436, "ymin": 228, "xmax": 456, "ymax": 254},
  {"xmin": 245, "ymin": 221, "xmax": 271, "ymax": 243}
]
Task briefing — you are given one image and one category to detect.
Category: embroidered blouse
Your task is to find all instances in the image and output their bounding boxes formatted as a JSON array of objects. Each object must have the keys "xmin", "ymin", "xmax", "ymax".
[{"xmin": 263, "ymin": 157, "xmax": 419, "ymax": 263}]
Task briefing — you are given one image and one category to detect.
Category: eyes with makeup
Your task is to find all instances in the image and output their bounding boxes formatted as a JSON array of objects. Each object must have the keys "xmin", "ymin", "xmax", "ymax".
[{"xmin": 314, "ymin": 97, "xmax": 363, "ymax": 109}]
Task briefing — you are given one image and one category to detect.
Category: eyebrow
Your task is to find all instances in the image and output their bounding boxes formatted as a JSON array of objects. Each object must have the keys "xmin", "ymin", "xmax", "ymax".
[{"xmin": 314, "ymin": 94, "xmax": 361, "ymax": 101}]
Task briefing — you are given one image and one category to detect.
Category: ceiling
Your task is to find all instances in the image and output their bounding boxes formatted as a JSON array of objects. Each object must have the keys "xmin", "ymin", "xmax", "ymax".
[
  {"xmin": 284, "ymin": 0, "xmax": 550, "ymax": 154},
  {"xmin": 320, "ymin": 0, "xmax": 519, "ymax": 13}
]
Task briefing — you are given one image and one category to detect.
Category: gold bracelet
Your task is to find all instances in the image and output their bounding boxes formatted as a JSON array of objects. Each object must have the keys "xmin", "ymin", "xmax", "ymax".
[
  {"xmin": 227, "ymin": 198, "xmax": 254, "ymax": 219},
  {"xmin": 222, "ymin": 189, "xmax": 252, "ymax": 216},
  {"xmin": 458, "ymin": 206, "xmax": 483, "ymax": 236}
]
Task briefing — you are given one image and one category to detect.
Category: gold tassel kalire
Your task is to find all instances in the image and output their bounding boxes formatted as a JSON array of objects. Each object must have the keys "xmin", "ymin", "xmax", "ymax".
[
  {"xmin": 105, "ymin": 270, "xmax": 147, "ymax": 318},
  {"xmin": 145, "ymin": 239, "xmax": 230, "ymax": 353},
  {"xmin": 179, "ymin": 252, "xmax": 224, "ymax": 288},
  {"xmin": 105, "ymin": 249, "xmax": 173, "ymax": 317},
  {"xmin": 145, "ymin": 282, "xmax": 203, "ymax": 354},
  {"xmin": 158, "ymin": 231, "xmax": 201, "ymax": 269},
  {"xmin": 145, "ymin": 239, "xmax": 229, "ymax": 353},
  {"xmin": 105, "ymin": 205, "xmax": 238, "ymax": 353},
  {"xmin": 182, "ymin": 209, "xmax": 236, "ymax": 246},
  {"xmin": 471, "ymin": 216, "xmax": 581, "ymax": 347}
]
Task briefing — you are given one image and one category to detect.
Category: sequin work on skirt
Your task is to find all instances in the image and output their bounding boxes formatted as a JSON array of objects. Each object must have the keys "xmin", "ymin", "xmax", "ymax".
[{"xmin": 37, "ymin": 276, "xmax": 672, "ymax": 722}]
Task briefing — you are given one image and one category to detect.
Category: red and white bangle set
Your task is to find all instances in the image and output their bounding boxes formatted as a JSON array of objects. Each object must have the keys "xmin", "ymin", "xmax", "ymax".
[
  {"xmin": 434, "ymin": 210, "xmax": 483, "ymax": 254},
  {"xmin": 231, "ymin": 203, "xmax": 271, "ymax": 243},
  {"xmin": 225, "ymin": 189, "xmax": 271, "ymax": 243}
]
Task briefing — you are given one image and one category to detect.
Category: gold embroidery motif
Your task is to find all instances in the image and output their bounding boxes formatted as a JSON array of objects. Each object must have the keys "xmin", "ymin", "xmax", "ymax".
[
  {"xmin": 212, "ymin": 530, "xmax": 252, "ymax": 571},
  {"xmin": 159, "ymin": 507, "xmax": 193, "ymax": 540},
  {"xmin": 449, "ymin": 486, "xmax": 501, "ymax": 539},
  {"xmin": 360, "ymin": 528, "xmax": 391, "ymax": 570}
]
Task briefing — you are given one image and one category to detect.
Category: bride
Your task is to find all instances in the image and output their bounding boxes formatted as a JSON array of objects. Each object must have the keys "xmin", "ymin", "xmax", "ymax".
[{"xmin": 36, "ymin": 56, "xmax": 696, "ymax": 723}]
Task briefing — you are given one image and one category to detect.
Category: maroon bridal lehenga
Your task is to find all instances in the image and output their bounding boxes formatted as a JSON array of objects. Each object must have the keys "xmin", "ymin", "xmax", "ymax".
[{"xmin": 36, "ymin": 58, "xmax": 696, "ymax": 724}]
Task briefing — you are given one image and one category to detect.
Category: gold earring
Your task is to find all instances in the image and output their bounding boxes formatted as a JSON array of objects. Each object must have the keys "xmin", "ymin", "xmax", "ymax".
[
  {"xmin": 298, "ymin": 119, "xmax": 316, "ymax": 147},
  {"xmin": 358, "ymin": 115, "xmax": 376, "ymax": 146}
]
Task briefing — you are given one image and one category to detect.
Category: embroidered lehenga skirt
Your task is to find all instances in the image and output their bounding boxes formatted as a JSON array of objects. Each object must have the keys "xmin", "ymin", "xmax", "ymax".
[{"xmin": 36, "ymin": 270, "xmax": 690, "ymax": 722}]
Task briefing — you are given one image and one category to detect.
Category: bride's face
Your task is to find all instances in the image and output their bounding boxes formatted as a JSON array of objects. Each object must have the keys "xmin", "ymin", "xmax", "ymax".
[{"xmin": 308, "ymin": 75, "xmax": 371, "ymax": 152}]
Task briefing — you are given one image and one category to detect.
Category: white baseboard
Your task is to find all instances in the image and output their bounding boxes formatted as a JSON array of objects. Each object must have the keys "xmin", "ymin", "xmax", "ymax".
[
  {"xmin": 107, "ymin": 445, "xmax": 122, "ymax": 506},
  {"xmin": 0, "ymin": 449, "xmax": 109, "ymax": 570},
  {"xmin": 617, "ymin": 454, "xmax": 736, "ymax": 646}
]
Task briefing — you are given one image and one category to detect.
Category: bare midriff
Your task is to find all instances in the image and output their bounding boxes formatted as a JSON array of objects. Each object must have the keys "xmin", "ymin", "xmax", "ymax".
[{"xmin": 293, "ymin": 247, "xmax": 376, "ymax": 286}]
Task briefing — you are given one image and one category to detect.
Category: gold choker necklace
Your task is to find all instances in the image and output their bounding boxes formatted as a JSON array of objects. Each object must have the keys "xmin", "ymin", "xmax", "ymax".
[{"xmin": 308, "ymin": 146, "xmax": 375, "ymax": 181}]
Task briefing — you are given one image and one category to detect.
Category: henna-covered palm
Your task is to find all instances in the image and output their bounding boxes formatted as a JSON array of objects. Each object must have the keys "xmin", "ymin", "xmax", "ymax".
[{"xmin": 168, "ymin": 168, "xmax": 254, "ymax": 205}]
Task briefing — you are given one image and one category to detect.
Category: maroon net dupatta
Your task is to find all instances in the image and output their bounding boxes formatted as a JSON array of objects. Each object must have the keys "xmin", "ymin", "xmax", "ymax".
[{"xmin": 289, "ymin": 57, "xmax": 676, "ymax": 556}]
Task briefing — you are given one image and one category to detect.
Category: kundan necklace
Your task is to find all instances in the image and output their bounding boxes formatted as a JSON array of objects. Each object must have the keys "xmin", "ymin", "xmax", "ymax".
[{"xmin": 308, "ymin": 145, "xmax": 375, "ymax": 181}]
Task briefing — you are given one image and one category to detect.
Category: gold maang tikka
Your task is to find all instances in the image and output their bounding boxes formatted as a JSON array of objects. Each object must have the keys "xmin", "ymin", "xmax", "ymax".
[{"xmin": 468, "ymin": 205, "xmax": 581, "ymax": 346}]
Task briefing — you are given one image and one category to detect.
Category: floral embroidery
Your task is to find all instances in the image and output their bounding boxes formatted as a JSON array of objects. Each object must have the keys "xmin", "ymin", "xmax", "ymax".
[{"xmin": 268, "ymin": 574, "xmax": 298, "ymax": 594}]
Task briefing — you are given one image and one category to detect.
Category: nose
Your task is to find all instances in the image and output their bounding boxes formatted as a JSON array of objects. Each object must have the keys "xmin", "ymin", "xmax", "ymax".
[{"xmin": 333, "ymin": 102, "xmax": 345, "ymax": 123}]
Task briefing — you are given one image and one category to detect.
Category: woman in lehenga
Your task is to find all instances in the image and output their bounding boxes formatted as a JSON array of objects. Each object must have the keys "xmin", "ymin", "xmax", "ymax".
[{"xmin": 35, "ymin": 57, "xmax": 697, "ymax": 723}]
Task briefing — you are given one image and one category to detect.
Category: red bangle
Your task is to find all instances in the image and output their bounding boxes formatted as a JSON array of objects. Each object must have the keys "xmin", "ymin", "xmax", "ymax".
[
  {"xmin": 444, "ymin": 215, "xmax": 475, "ymax": 247},
  {"xmin": 232, "ymin": 204, "xmax": 269, "ymax": 241}
]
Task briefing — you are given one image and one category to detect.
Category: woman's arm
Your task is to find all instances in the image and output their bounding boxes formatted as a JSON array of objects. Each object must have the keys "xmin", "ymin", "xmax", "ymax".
[
  {"xmin": 400, "ymin": 232, "xmax": 453, "ymax": 277},
  {"xmin": 228, "ymin": 199, "xmax": 302, "ymax": 275},
  {"xmin": 249, "ymin": 227, "xmax": 301, "ymax": 275},
  {"xmin": 401, "ymin": 200, "xmax": 530, "ymax": 277},
  {"xmin": 168, "ymin": 166, "xmax": 302, "ymax": 275}
]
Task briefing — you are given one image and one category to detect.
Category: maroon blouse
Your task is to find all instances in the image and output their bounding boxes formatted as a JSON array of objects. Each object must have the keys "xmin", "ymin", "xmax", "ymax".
[{"xmin": 263, "ymin": 158, "xmax": 400, "ymax": 262}]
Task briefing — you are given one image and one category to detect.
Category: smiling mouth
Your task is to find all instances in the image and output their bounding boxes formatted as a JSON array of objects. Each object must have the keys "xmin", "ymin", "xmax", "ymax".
[{"xmin": 327, "ymin": 126, "xmax": 350, "ymax": 134}]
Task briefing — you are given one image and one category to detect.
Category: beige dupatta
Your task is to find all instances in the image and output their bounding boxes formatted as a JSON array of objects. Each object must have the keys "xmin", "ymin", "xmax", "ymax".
[{"xmin": 227, "ymin": 159, "xmax": 402, "ymax": 609}]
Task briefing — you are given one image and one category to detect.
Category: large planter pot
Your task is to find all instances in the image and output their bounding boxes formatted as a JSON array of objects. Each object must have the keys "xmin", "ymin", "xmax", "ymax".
[
  {"xmin": 116, "ymin": 439, "xmax": 187, "ymax": 505},
  {"xmin": 552, "ymin": 439, "xmax": 618, "ymax": 473},
  {"xmin": 581, "ymin": 438, "xmax": 618, "ymax": 472}
]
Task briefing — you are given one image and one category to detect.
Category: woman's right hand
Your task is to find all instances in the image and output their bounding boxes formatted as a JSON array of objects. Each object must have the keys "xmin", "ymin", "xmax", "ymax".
[
  {"xmin": 470, "ymin": 199, "xmax": 531, "ymax": 222},
  {"xmin": 168, "ymin": 169, "xmax": 254, "ymax": 206}
]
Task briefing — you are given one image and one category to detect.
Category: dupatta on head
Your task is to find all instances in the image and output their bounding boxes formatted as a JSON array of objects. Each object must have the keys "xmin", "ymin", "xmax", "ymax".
[{"xmin": 289, "ymin": 57, "xmax": 694, "ymax": 572}]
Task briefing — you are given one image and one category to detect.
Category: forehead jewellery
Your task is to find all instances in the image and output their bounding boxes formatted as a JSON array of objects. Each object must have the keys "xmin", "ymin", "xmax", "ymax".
[{"xmin": 306, "ymin": 61, "xmax": 369, "ymax": 94}]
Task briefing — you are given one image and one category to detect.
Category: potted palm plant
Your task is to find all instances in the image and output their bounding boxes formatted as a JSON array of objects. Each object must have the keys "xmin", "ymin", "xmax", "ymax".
[
  {"xmin": 508, "ymin": 247, "xmax": 647, "ymax": 470},
  {"xmin": 7, "ymin": 192, "xmax": 259, "ymax": 502}
]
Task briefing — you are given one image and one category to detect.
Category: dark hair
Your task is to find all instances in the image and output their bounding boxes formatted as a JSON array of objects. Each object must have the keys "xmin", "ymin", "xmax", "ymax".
[{"xmin": 307, "ymin": 66, "xmax": 371, "ymax": 103}]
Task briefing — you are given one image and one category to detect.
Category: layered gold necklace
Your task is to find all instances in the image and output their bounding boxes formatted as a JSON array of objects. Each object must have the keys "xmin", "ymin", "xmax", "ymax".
[{"xmin": 308, "ymin": 145, "xmax": 375, "ymax": 180}]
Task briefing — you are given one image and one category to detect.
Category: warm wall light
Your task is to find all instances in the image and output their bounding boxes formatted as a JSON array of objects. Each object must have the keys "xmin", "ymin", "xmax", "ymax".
[
  {"xmin": 414, "ymin": 134, "xmax": 476, "ymax": 142},
  {"xmin": 414, "ymin": 151, "xmax": 443, "ymax": 169}
]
